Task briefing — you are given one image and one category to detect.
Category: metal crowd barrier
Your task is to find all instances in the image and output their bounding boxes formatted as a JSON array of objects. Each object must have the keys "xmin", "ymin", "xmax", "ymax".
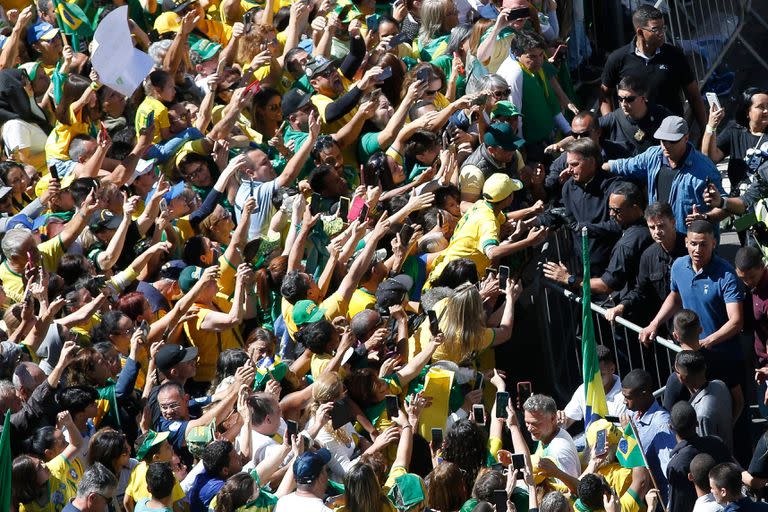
[{"xmin": 537, "ymin": 228, "xmax": 682, "ymax": 404}]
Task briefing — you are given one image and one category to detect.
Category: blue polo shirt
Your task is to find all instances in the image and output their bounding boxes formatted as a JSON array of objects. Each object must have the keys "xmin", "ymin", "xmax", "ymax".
[{"xmin": 670, "ymin": 254, "xmax": 744, "ymax": 357}]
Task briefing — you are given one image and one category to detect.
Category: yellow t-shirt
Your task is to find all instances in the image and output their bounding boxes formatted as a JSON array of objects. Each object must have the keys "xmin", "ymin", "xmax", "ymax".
[
  {"xmin": 45, "ymin": 105, "xmax": 91, "ymax": 162},
  {"xmin": 347, "ymin": 288, "xmax": 376, "ymax": 320},
  {"xmin": 135, "ymin": 97, "xmax": 171, "ymax": 144},
  {"xmin": 174, "ymin": 216, "xmax": 196, "ymax": 242},
  {"xmin": 1, "ymin": 0, "xmax": 32, "ymax": 12},
  {"xmin": 310, "ymin": 74, "xmax": 355, "ymax": 136},
  {"xmin": 282, "ymin": 291, "xmax": 349, "ymax": 339},
  {"xmin": 427, "ymin": 200, "xmax": 503, "ymax": 287},
  {"xmin": 409, "ymin": 296, "xmax": 494, "ymax": 364},
  {"xmin": 0, "ymin": 234, "xmax": 65, "ymax": 303},
  {"xmin": 125, "ymin": 460, "xmax": 186, "ymax": 504},
  {"xmin": 20, "ymin": 455, "xmax": 83, "ymax": 512},
  {"xmin": 184, "ymin": 295, "xmax": 244, "ymax": 382},
  {"xmin": 217, "ymin": 254, "xmax": 238, "ymax": 298}
]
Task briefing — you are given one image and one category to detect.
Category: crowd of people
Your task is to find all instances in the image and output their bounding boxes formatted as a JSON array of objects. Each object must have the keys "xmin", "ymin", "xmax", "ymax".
[{"xmin": 0, "ymin": 0, "xmax": 766, "ymax": 510}]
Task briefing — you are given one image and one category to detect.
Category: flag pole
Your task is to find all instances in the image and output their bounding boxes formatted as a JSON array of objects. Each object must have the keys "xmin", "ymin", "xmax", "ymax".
[{"xmin": 627, "ymin": 417, "xmax": 668, "ymax": 512}]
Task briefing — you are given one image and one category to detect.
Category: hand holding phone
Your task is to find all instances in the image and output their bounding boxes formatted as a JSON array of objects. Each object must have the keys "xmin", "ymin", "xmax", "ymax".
[
  {"xmin": 705, "ymin": 92, "xmax": 721, "ymax": 110},
  {"xmin": 427, "ymin": 309, "xmax": 441, "ymax": 336},
  {"xmin": 473, "ymin": 404, "xmax": 485, "ymax": 425},
  {"xmin": 286, "ymin": 419, "xmax": 298, "ymax": 438},
  {"xmin": 498, "ymin": 265, "xmax": 510, "ymax": 291},
  {"xmin": 431, "ymin": 427, "xmax": 443, "ymax": 448},
  {"xmin": 377, "ymin": 66, "xmax": 393, "ymax": 81},
  {"xmin": 385, "ymin": 395, "xmax": 399, "ymax": 418},
  {"xmin": 495, "ymin": 391, "xmax": 510, "ymax": 419}
]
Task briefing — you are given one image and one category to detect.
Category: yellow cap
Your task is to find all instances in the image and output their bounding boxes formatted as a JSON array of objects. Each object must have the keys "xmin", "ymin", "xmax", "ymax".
[
  {"xmin": 482, "ymin": 173, "xmax": 523, "ymax": 203},
  {"xmin": 35, "ymin": 171, "xmax": 76, "ymax": 198},
  {"xmin": 154, "ymin": 12, "xmax": 182, "ymax": 35},
  {"xmin": 585, "ymin": 418, "xmax": 623, "ymax": 449}
]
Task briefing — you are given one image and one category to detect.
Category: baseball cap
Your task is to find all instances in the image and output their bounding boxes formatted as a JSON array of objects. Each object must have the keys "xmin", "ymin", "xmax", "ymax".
[
  {"xmin": 191, "ymin": 38, "xmax": 221, "ymax": 62},
  {"xmin": 6, "ymin": 214, "xmax": 48, "ymax": 232},
  {"xmin": 135, "ymin": 430, "xmax": 170, "ymax": 461},
  {"xmin": 162, "ymin": 0, "xmax": 197, "ymax": 13},
  {"xmin": 131, "ymin": 159, "xmax": 156, "ymax": 183},
  {"xmin": 88, "ymin": 209, "xmax": 122, "ymax": 232},
  {"xmin": 387, "ymin": 473, "xmax": 427, "ymax": 511},
  {"xmin": 159, "ymin": 259, "xmax": 187, "ymax": 280},
  {"xmin": 293, "ymin": 448, "xmax": 331, "ymax": 484},
  {"xmin": 292, "ymin": 299, "xmax": 326, "ymax": 326},
  {"xmin": 282, "ymin": 88, "xmax": 312, "ymax": 117},
  {"xmin": 305, "ymin": 56, "xmax": 335, "ymax": 78},
  {"xmin": 19, "ymin": 61, "xmax": 40, "ymax": 81},
  {"xmin": 653, "ymin": 115, "xmax": 689, "ymax": 142},
  {"xmin": 178, "ymin": 265, "xmax": 205, "ymax": 293},
  {"xmin": 483, "ymin": 122, "xmax": 525, "ymax": 151},
  {"xmin": 27, "ymin": 21, "xmax": 59, "ymax": 45},
  {"xmin": 482, "ymin": 173, "xmax": 523, "ymax": 203},
  {"xmin": 186, "ymin": 420, "xmax": 215, "ymax": 458},
  {"xmin": 375, "ymin": 275, "xmax": 413, "ymax": 310},
  {"xmin": 154, "ymin": 12, "xmax": 182, "ymax": 35},
  {"xmin": 155, "ymin": 344, "xmax": 199, "ymax": 373},
  {"xmin": 491, "ymin": 101, "xmax": 523, "ymax": 119},
  {"xmin": 585, "ymin": 418, "xmax": 622, "ymax": 448}
]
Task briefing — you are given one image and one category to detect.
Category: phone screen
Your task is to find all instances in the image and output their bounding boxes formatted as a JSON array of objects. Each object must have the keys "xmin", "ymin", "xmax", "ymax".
[
  {"xmin": 366, "ymin": 14, "xmax": 379, "ymax": 32},
  {"xmin": 517, "ymin": 381, "xmax": 532, "ymax": 407},
  {"xmin": 494, "ymin": 489, "xmax": 508, "ymax": 512},
  {"xmin": 399, "ymin": 224, "xmax": 414, "ymax": 247},
  {"xmin": 431, "ymin": 427, "xmax": 443, "ymax": 447},
  {"xmin": 495, "ymin": 391, "xmax": 509, "ymax": 419},
  {"xmin": 309, "ymin": 193, "xmax": 322, "ymax": 215},
  {"xmin": 498, "ymin": 265, "xmax": 510, "ymax": 291},
  {"xmin": 473, "ymin": 372, "xmax": 484, "ymax": 391},
  {"xmin": 359, "ymin": 204, "xmax": 369, "ymax": 222},
  {"xmin": 511, "ymin": 453, "xmax": 525, "ymax": 470},
  {"xmin": 427, "ymin": 310, "xmax": 440, "ymax": 336},
  {"xmin": 416, "ymin": 68, "xmax": 430, "ymax": 83},
  {"xmin": 508, "ymin": 6, "xmax": 529, "ymax": 19},
  {"xmin": 385, "ymin": 395, "xmax": 399, "ymax": 418},
  {"xmin": 377, "ymin": 66, "xmax": 392, "ymax": 80},
  {"xmin": 339, "ymin": 197, "xmax": 350, "ymax": 220},
  {"xmin": 595, "ymin": 429, "xmax": 608, "ymax": 456},
  {"xmin": 473, "ymin": 404, "xmax": 485, "ymax": 425},
  {"xmin": 286, "ymin": 420, "xmax": 298, "ymax": 438}
]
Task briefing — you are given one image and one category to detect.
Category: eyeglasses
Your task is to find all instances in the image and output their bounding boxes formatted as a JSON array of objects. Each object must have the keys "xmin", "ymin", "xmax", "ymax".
[
  {"xmin": 183, "ymin": 165, "xmax": 205, "ymax": 180},
  {"xmin": 113, "ymin": 327, "xmax": 134, "ymax": 336},
  {"xmin": 492, "ymin": 88, "xmax": 511, "ymax": 99},
  {"xmin": 571, "ymin": 130, "xmax": 591, "ymax": 139},
  {"xmin": 640, "ymin": 25, "xmax": 665, "ymax": 34},
  {"xmin": 618, "ymin": 95, "xmax": 638, "ymax": 104},
  {"xmin": 159, "ymin": 402, "xmax": 182, "ymax": 411}
]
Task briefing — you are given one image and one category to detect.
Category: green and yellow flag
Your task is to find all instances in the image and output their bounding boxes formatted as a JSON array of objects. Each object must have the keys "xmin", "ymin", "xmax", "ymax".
[
  {"xmin": 52, "ymin": 0, "xmax": 95, "ymax": 39},
  {"xmin": 581, "ymin": 227, "xmax": 608, "ymax": 428},
  {"xmin": 616, "ymin": 421, "xmax": 645, "ymax": 468},
  {"xmin": 0, "ymin": 410, "xmax": 11, "ymax": 511}
]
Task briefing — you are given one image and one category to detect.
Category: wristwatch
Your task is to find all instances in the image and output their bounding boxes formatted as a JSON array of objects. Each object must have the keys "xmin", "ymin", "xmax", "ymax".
[{"xmin": 567, "ymin": 275, "xmax": 577, "ymax": 288}]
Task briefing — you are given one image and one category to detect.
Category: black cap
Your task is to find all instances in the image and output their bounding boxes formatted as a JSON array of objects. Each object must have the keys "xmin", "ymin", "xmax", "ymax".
[
  {"xmin": 282, "ymin": 88, "xmax": 312, "ymax": 118},
  {"xmin": 155, "ymin": 344, "xmax": 198, "ymax": 373},
  {"xmin": 159, "ymin": 259, "xmax": 186, "ymax": 281},
  {"xmin": 162, "ymin": 0, "xmax": 195, "ymax": 13},
  {"xmin": 375, "ymin": 275, "xmax": 413, "ymax": 310}
]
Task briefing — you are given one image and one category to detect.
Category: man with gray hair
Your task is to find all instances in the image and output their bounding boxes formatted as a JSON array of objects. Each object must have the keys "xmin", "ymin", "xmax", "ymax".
[
  {"xmin": 12, "ymin": 361, "xmax": 46, "ymax": 403},
  {"xmin": 523, "ymin": 394, "xmax": 580, "ymax": 487},
  {"xmin": 63, "ymin": 462, "xmax": 117, "ymax": 512}
]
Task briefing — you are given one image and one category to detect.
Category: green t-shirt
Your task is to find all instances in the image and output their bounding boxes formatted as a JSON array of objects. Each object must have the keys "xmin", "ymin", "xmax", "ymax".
[
  {"xmin": 358, "ymin": 131, "xmax": 382, "ymax": 165},
  {"xmin": 283, "ymin": 126, "xmax": 313, "ymax": 180},
  {"xmin": 520, "ymin": 61, "xmax": 561, "ymax": 144},
  {"xmin": 432, "ymin": 54, "xmax": 467, "ymax": 99}
]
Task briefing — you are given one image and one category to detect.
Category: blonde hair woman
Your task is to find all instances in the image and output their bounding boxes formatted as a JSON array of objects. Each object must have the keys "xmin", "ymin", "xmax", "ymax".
[
  {"xmin": 417, "ymin": 0, "xmax": 459, "ymax": 61},
  {"xmin": 413, "ymin": 280, "xmax": 520, "ymax": 365},
  {"xmin": 307, "ymin": 373, "xmax": 398, "ymax": 483}
]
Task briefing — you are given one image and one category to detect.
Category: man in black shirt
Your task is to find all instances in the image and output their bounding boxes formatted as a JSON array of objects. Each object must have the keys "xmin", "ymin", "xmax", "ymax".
[
  {"xmin": 538, "ymin": 138, "xmax": 622, "ymax": 278},
  {"xmin": 600, "ymin": 75, "xmax": 672, "ymax": 156},
  {"xmin": 599, "ymin": 5, "xmax": 706, "ymax": 132},
  {"xmin": 606, "ymin": 201, "xmax": 687, "ymax": 324},
  {"xmin": 544, "ymin": 181, "xmax": 652, "ymax": 303}
]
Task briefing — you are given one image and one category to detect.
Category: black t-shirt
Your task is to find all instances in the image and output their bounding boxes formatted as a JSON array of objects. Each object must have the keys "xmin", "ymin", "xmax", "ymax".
[
  {"xmin": 749, "ymin": 432, "xmax": 768, "ymax": 477},
  {"xmin": 601, "ymin": 40, "xmax": 695, "ymax": 116},
  {"xmin": 656, "ymin": 164, "xmax": 678, "ymax": 203},
  {"xmin": 599, "ymin": 103, "xmax": 673, "ymax": 156},
  {"xmin": 716, "ymin": 122, "xmax": 768, "ymax": 185}
]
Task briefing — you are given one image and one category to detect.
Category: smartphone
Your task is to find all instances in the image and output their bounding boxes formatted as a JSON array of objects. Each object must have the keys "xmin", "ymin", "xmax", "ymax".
[
  {"xmin": 139, "ymin": 320, "xmax": 150, "ymax": 337},
  {"xmin": 508, "ymin": 6, "xmax": 529, "ymax": 20},
  {"xmin": 431, "ymin": 427, "xmax": 443, "ymax": 447},
  {"xmin": 472, "ymin": 93, "xmax": 489, "ymax": 106},
  {"xmin": 498, "ymin": 265, "xmax": 510, "ymax": 291},
  {"xmin": 159, "ymin": 198, "xmax": 168, "ymax": 213},
  {"xmin": 389, "ymin": 31, "xmax": 411, "ymax": 49},
  {"xmin": 705, "ymin": 92, "xmax": 721, "ymax": 110},
  {"xmin": 286, "ymin": 419, "xmax": 298, "ymax": 439},
  {"xmin": 27, "ymin": 250, "xmax": 35, "ymax": 268},
  {"xmin": 427, "ymin": 309, "xmax": 440, "ymax": 336},
  {"xmin": 309, "ymin": 192, "xmax": 322, "ymax": 215},
  {"xmin": 249, "ymin": 179, "xmax": 255, "ymax": 198},
  {"xmin": 511, "ymin": 453, "xmax": 526, "ymax": 470},
  {"xmin": 517, "ymin": 381, "xmax": 532, "ymax": 407},
  {"xmin": 243, "ymin": 9, "xmax": 255, "ymax": 32},
  {"xmin": 494, "ymin": 489, "xmax": 508, "ymax": 512},
  {"xmin": 369, "ymin": 88, "xmax": 382, "ymax": 102},
  {"xmin": 331, "ymin": 398, "xmax": 354, "ymax": 430},
  {"xmin": 358, "ymin": 203, "xmax": 369, "ymax": 222},
  {"xmin": 594, "ymin": 428, "xmax": 608, "ymax": 456},
  {"xmin": 495, "ymin": 391, "xmax": 510, "ymax": 419},
  {"xmin": 385, "ymin": 395, "xmax": 399, "ymax": 418},
  {"xmin": 399, "ymin": 223, "xmax": 414, "ymax": 247},
  {"xmin": 473, "ymin": 372, "xmax": 484, "ymax": 391},
  {"xmin": 245, "ymin": 78, "xmax": 261, "ymax": 95},
  {"xmin": 377, "ymin": 66, "xmax": 392, "ymax": 81},
  {"xmin": 366, "ymin": 13, "xmax": 379, "ymax": 32},
  {"xmin": 473, "ymin": 404, "xmax": 485, "ymax": 425},
  {"xmin": 338, "ymin": 196, "xmax": 350, "ymax": 220},
  {"xmin": 48, "ymin": 164, "xmax": 59, "ymax": 182},
  {"xmin": 605, "ymin": 415, "xmax": 620, "ymax": 423},
  {"xmin": 416, "ymin": 67, "xmax": 431, "ymax": 83},
  {"xmin": 145, "ymin": 111, "xmax": 154, "ymax": 129}
]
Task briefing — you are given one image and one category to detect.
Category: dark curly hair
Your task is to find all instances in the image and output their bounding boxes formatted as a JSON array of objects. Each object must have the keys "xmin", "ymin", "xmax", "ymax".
[{"xmin": 441, "ymin": 419, "xmax": 488, "ymax": 490}]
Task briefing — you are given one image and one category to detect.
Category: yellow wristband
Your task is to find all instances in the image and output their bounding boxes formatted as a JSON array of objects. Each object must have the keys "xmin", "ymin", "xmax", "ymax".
[{"xmin": 90, "ymin": 82, "xmax": 101, "ymax": 91}]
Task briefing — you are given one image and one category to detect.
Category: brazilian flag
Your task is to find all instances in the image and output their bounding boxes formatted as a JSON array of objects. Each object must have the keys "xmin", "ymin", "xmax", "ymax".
[
  {"xmin": 616, "ymin": 422, "xmax": 646, "ymax": 468},
  {"xmin": 52, "ymin": 0, "xmax": 95, "ymax": 39}
]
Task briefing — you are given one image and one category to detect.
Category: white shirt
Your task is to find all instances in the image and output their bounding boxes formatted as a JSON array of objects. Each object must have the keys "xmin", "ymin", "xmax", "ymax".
[
  {"xmin": 275, "ymin": 492, "xmax": 332, "ymax": 512},
  {"xmin": 306, "ymin": 417, "xmax": 360, "ymax": 483},
  {"xmin": 535, "ymin": 428, "xmax": 581, "ymax": 482},
  {"xmin": 495, "ymin": 56, "xmax": 523, "ymax": 137},
  {"xmin": 2, "ymin": 118, "xmax": 47, "ymax": 157},
  {"xmin": 237, "ymin": 418, "xmax": 287, "ymax": 472},
  {"xmin": 693, "ymin": 493, "xmax": 723, "ymax": 512},
  {"xmin": 564, "ymin": 374, "xmax": 628, "ymax": 421}
]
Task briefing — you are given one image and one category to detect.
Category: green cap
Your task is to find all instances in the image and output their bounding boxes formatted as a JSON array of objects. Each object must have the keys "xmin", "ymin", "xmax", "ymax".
[
  {"xmin": 254, "ymin": 361, "xmax": 289, "ymax": 391},
  {"xmin": 185, "ymin": 420, "xmax": 215, "ymax": 458},
  {"xmin": 491, "ymin": 100, "xmax": 522, "ymax": 119},
  {"xmin": 136, "ymin": 430, "xmax": 170, "ymax": 461},
  {"xmin": 179, "ymin": 265, "xmax": 205, "ymax": 293},
  {"xmin": 483, "ymin": 122, "xmax": 525, "ymax": 151},
  {"xmin": 292, "ymin": 299, "xmax": 326, "ymax": 326},
  {"xmin": 387, "ymin": 473, "xmax": 426, "ymax": 511},
  {"xmin": 190, "ymin": 38, "xmax": 222, "ymax": 62}
]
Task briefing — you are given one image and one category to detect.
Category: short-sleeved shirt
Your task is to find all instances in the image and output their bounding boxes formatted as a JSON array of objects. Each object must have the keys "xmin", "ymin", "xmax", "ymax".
[
  {"xmin": 601, "ymin": 40, "xmax": 695, "ymax": 116},
  {"xmin": 135, "ymin": 97, "xmax": 171, "ymax": 144},
  {"xmin": 427, "ymin": 200, "xmax": 503, "ymax": 285},
  {"xmin": 533, "ymin": 428, "xmax": 581, "ymax": 487},
  {"xmin": 564, "ymin": 375, "xmax": 627, "ymax": 422},
  {"xmin": 670, "ymin": 254, "xmax": 745, "ymax": 358},
  {"xmin": 183, "ymin": 297, "xmax": 244, "ymax": 382},
  {"xmin": 234, "ymin": 178, "xmax": 278, "ymax": 240},
  {"xmin": 598, "ymin": 104, "xmax": 672, "ymax": 157},
  {"xmin": 45, "ymin": 105, "xmax": 93, "ymax": 162},
  {"xmin": 716, "ymin": 122, "xmax": 768, "ymax": 184},
  {"xmin": 690, "ymin": 380, "xmax": 733, "ymax": 450},
  {"xmin": 633, "ymin": 401, "xmax": 677, "ymax": 503},
  {"xmin": 282, "ymin": 292, "xmax": 349, "ymax": 339},
  {"xmin": 125, "ymin": 460, "xmax": 186, "ymax": 504},
  {"xmin": 347, "ymin": 288, "xmax": 376, "ymax": 319},
  {"xmin": 0, "ymin": 234, "xmax": 65, "ymax": 303}
]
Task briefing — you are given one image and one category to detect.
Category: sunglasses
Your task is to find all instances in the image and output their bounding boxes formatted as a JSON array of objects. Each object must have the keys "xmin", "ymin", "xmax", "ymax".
[
  {"xmin": 618, "ymin": 95, "xmax": 638, "ymax": 104},
  {"xmin": 571, "ymin": 130, "xmax": 591, "ymax": 139},
  {"xmin": 492, "ymin": 88, "xmax": 511, "ymax": 99}
]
